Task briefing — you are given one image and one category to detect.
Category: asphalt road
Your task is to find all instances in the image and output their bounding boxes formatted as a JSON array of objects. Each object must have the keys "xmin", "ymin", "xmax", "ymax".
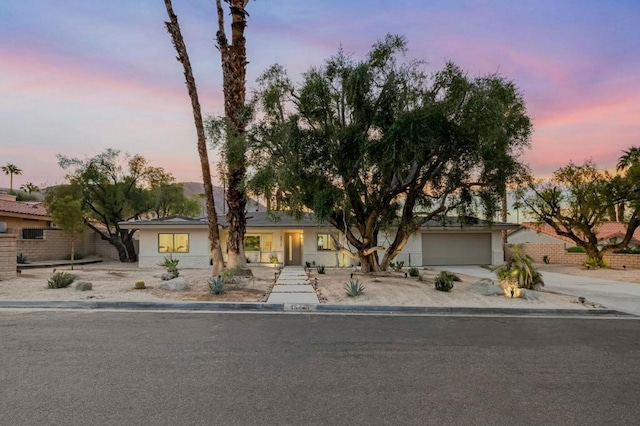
[{"xmin": 1, "ymin": 311, "xmax": 639, "ymax": 425}]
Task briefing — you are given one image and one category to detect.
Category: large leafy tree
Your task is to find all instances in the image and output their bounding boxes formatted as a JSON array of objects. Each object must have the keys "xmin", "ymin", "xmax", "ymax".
[
  {"xmin": 250, "ymin": 35, "xmax": 532, "ymax": 272},
  {"xmin": 56, "ymin": 149, "xmax": 195, "ymax": 262},
  {"xmin": 1, "ymin": 163, "xmax": 22, "ymax": 192},
  {"xmin": 515, "ymin": 155, "xmax": 640, "ymax": 267},
  {"xmin": 164, "ymin": 0, "xmax": 225, "ymax": 274}
]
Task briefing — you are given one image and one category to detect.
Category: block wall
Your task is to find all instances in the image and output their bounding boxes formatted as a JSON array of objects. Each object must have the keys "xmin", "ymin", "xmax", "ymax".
[{"xmin": 0, "ymin": 234, "xmax": 17, "ymax": 279}]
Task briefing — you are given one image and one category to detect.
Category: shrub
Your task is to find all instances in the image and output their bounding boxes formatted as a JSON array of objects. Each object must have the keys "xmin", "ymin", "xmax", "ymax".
[
  {"xmin": 344, "ymin": 279, "xmax": 365, "ymax": 297},
  {"xmin": 614, "ymin": 247, "xmax": 640, "ymax": 254},
  {"xmin": 134, "ymin": 280, "xmax": 146, "ymax": 290},
  {"xmin": 493, "ymin": 244, "xmax": 544, "ymax": 289},
  {"xmin": 16, "ymin": 253, "xmax": 28, "ymax": 264},
  {"xmin": 434, "ymin": 271, "xmax": 454, "ymax": 292},
  {"xmin": 585, "ymin": 256, "xmax": 609, "ymax": 269},
  {"xmin": 542, "ymin": 255, "xmax": 550, "ymax": 264},
  {"xmin": 408, "ymin": 267, "xmax": 420, "ymax": 277},
  {"xmin": 207, "ymin": 276, "xmax": 225, "ymax": 294},
  {"xmin": 316, "ymin": 265, "xmax": 326, "ymax": 274},
  {"xmin": 389, "ymin": 261, "xmax": 404, "ymax": 272},
  {"xmin": 269, "ymin": 254, "xmax": 279, "ymax": 264},
  {"xmin": 159, "ymin": 256, "xmax": 180, "ymax": 277},
  {"xmin": 47, "ymin": 272, "xmax": 76, "ymax": 289},
  {"xmin": 305, "ymin": 261, "xmax": 311, "ymax": 268},
  {"xmin": 439, "ymin": 271, "xmax": 460, "ymax": 282},
  {"xmin": 566, "ymin": 246, "xmax": 586, "ymax": 253}
]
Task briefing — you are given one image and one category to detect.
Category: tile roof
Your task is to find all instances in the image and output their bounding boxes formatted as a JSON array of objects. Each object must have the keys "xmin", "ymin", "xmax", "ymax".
[
  {"xmin": 0, "ymin": 199, "xmax": 50, "ymax": 218},
  {"xmin": 519, "ymin": 221, "xmax": 640, "ymax": 244}
]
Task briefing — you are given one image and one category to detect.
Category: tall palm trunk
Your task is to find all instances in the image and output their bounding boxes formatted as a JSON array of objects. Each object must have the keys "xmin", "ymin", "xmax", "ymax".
[
  {"xmin": 216, "ymin": 0, "xmax": 249, "ymax": 269},
  {"xmin": 164, "ymin": 0, "xmax": 225, "ymax": 274}
]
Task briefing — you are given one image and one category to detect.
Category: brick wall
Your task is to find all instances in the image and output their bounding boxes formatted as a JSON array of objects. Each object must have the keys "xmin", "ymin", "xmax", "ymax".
[
  {"xmin": 17, "ymin": 229, "xmax": 86, "ymax": 261},
  {"xmin": 0, "ymin": 234, "xmax": 17, "ymax": 279},
  {"xmin": 508, "ymin": 243, "xmax": 640, "ymax": 268}
]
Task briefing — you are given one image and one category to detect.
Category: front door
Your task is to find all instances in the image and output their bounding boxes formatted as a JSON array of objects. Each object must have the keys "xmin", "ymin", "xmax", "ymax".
[{"xmin": 284, "ymin": 232, "xmax": 302, "ymax": 266}]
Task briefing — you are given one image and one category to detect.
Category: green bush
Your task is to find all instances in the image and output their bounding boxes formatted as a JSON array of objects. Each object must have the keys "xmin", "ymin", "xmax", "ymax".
[
  {"xmin": 344, "ymin": 279, "xmax": 365, "ymax": 297},
  {"xmin": 316, "ymin": 265, "xmax": 326, "ymax": 274},
  {"xmin": 566, "ymin": 246, "xmax": 586, "ymax": 253},
  {"xmin": 389, "ymin": 261, "xmax": 404, "ymax": 272},
  {"xmin": 408, "ymin": 267, "xmax": 420, "ymax": 277},
  {"xmin": 614, "ymin": 247, "xmax": 640, "ymax": 254},
  {"xmin": 438, "ymin": 271, "xmax": 461, "ymax": 282},
  {"xmin": 47, "ymin": 272, "xmax": 77, "ymax": 289},
  {"xmin": 207, "ymin": 276, "xmax": 225, "ymax": 294},
  {"xmin": 494, "ymin": 244, "xmax": 544, "ymax": 289},
  {"xmin": 159, "ymin": 256, "xmax": 180, "ymax": 276},
  {"xmin": 434, "ymin": 271, "xmax": 454, "ymax": 292},
  {"xmin": 16, "ymin": 253, "xmax": 28, "ymax": 264},
  {"xmin": 542, "ymin": 255, "xmax": 550, "ymax": 264},
  {"xmin": 134, "ymin": 280, "xmax": 146, "ymax": 290},
  {"xmin": 585, "ymin": 256, "xmax": 609, "ymax": 269}
]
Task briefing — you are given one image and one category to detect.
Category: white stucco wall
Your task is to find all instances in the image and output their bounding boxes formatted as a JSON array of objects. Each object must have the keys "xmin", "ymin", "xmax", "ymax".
[
  {"xmin": 138, "ymin": 228, "xmax": 210, "ymax": 268},
  {"xmin": 508, "ymin": 228, "xmax": 569, "ymax": 245}
]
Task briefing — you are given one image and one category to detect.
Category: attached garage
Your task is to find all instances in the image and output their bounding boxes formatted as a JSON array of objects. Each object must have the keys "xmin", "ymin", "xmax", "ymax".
[{"xmin": 422, "ymin": 232, "xmax": 492, "ymax": 265}]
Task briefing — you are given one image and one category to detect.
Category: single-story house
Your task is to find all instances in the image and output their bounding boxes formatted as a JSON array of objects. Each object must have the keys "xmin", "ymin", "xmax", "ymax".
[
  {"xmin": 508, "ymin": 222, "xmax": 640, "ymax": 248},
  {"xmin": 119, "ymin": 212, "xmax": 517, "ymax": 268},
  {"xmin": 0, "ymin": 192, "xmax": 51, "ymax": 237}
]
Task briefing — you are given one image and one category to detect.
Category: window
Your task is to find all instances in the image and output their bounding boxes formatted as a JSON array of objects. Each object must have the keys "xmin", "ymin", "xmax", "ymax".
[
  {"xmin": 317, "ymin": 233, "xmax": 336, "ymax": 251},
  {"xmin": 244, "ymin": 235, "xmax": 261, "ymax": 251},
  {"xmin": 22, "ymin": 228, "xmax": 44, "ymax": 240},
  {"xmin": 158, "ymin": 233, "xmax": 189, "ymax": 253}
]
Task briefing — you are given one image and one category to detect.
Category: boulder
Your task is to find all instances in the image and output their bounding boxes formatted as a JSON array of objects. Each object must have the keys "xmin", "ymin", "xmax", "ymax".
[
  {"xmin": 519, "ymin": 289, "xmax": 541, "ymax": 301},
  {"xmin": 471, "ymin": 279, "xmax": 504, "ymax": 296},
  {"xmin": 75, "ymin": 282, "xmax": 93, "ymax": 291},
  {"xmin": 160, "ymin": 272, "xmax": 178, "ymax": 281},
  {"xmin": 159, "ymin": 277, "xmax": 189, "ymax": 291}
]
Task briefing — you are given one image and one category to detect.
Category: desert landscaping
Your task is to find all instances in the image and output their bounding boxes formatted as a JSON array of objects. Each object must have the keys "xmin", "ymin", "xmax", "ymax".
[{"xmin": 2, "ymin": 260, "xmax": 637, "ymax": 310}]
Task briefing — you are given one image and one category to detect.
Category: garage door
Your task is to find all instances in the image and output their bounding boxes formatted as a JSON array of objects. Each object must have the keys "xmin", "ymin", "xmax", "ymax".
[{"xmin": 422, "ymin": 233, "xmax": 491, "ymax": 265}]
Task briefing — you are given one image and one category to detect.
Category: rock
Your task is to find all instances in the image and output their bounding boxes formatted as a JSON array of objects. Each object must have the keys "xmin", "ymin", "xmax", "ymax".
[
  {"xmin": 471, "ymin": 280, "xmax": 504, "ymax": 296},
  {"xmin": 519, "ymin": 289, "xmax": 540, "ymax": 301},
  {"xmin": 75, "ymin": 282, "xmax": 92, "ymax": 291},
  {"xmin": 159, "ymin": 277, "xmax": 189, "ymax": 291},
  {"xmin": 160, "ymin": 272, "xmax": 178, "ymax": 281}
]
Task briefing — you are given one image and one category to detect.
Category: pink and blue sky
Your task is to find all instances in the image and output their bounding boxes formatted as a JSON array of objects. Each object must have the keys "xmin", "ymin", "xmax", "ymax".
[{"xmin": 1, "ymin": 0, "xmax": 639, "ymax": 188}]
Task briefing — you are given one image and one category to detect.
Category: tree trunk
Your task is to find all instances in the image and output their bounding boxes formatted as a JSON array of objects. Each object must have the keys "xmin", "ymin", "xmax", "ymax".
[
  {"xmin": 70, "ymin": 240, "xmax": 75, "ymax": 271},
  {"xmin": 502, "ymin": 191, "xmax": 508, "ymax": 244},
  {"xmin": 216, "ymin": 0, "xmax": 249, "ymax": 270},
  {"xmin": 164, "ymin": 0, "xmax": 225, "ymax": 275},
  {"xmin": 584, "ymin": 246, "xmax": 605, "ymax": 268},
  {"xmin": 359, "ymin": 251, "xmax": 381, "ymax": 273}
]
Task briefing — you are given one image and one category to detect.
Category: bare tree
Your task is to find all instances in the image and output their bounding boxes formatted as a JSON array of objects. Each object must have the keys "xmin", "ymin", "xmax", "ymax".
[{"xmin": 164, "ymin": 0, "xmax": 225, "ymax": 274}]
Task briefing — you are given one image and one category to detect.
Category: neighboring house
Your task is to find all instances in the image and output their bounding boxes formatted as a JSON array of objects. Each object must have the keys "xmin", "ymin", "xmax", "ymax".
[
  {"xmin": 0, "ymin": 191, "xmax": 120, "ymax": 261},
  {"xmin": 119, "ymin": 212, "xmax": 517, "ymax": 268},
  {"xmin": 0, "ymin": 192, "xmax": 52, "ymax": 238},
  {"xmin": 508, "ymin": 222, "xmax": 640, "ymax": 249}
]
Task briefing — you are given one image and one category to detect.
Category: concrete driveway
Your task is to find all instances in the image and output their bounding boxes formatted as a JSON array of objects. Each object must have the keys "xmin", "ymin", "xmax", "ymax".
[{"xmin": 433, "ymin": 265, "xmax": 640, "ymax": 316}]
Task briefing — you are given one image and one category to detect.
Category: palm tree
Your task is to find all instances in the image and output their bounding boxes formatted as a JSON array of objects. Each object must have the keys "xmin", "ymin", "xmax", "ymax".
[
  {"xmin": 616, "ymin": 146, "xmax": 640, "ymax": 171},
  {"xmin": 20, "ymin": 182, "xmax": 40, "ymax": 193},
  {"xmin": 1, "ymin": 163, "xmax": 22, "ymax": 192},
  {"xmin": 164, "ymin": 0, "xmax": 225, "ymax": 275},
  {"xmin": 215, "ymin": 0, "xmax": 250, "ymax": 269}
]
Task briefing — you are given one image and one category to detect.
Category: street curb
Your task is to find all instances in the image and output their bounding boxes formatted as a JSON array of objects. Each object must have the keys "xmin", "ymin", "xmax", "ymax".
[{"xmin": 0, "ymin": 300, "xmax": 634, "ymax": 317}]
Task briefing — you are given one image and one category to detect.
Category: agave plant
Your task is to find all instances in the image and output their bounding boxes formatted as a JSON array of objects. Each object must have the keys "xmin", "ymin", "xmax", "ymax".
[
  {"xmin": 207, "ymin": 275, "xmax": 225, "ymax": 295},
  {"xmin": 344, "ymin": 279, "xmax": 365, "ymax": 297}
]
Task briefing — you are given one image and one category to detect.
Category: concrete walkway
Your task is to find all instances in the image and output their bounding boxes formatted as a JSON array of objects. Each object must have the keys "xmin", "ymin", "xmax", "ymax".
[
  {"xmin": 433, "ymin": 265, "xmax": 640, "ymax": 316},
  {"xmin": 266, "ymin": 266, "xmax": 319, "ymax": 304}
]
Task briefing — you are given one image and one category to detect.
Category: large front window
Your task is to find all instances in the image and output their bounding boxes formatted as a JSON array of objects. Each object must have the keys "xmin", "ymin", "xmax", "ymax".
[
  {"xmin": 317, "ymin": 233, "xmax": 336, "ymax": 251},
  {"xmin": 158, "ymin": 233, "xmax": 189, "ymax": 253},
  {"xmin": 244, "ymin": 235, "xmax": 261, "ymax": 251}
]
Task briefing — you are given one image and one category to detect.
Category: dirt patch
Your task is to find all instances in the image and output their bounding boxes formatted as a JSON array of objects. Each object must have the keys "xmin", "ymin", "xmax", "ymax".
[{"xmin": 0, "ymin": 262, "xmax": 608, "ymax": 310}]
